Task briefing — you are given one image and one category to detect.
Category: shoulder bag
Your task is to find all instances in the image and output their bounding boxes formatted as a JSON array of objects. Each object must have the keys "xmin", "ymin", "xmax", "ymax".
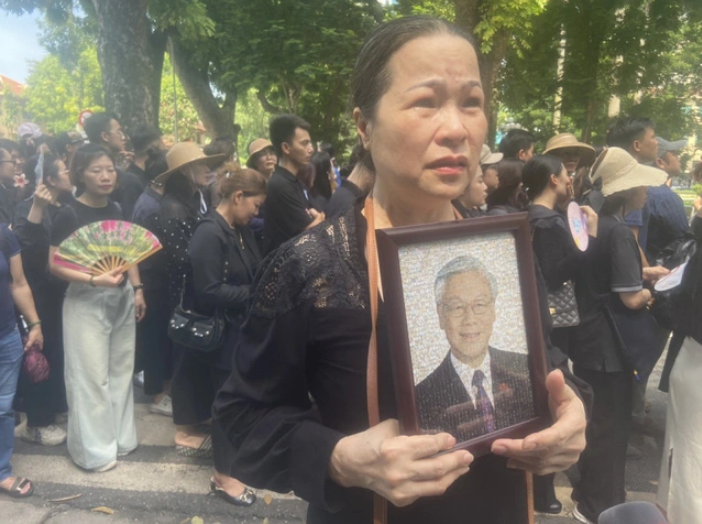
[{"xmin": 547, "ymin": 281, "xmax": 580, "ymax": 328}]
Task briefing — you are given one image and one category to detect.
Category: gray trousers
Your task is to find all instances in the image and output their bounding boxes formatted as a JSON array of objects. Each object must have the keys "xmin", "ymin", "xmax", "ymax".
[{"xmin": 63, "ymin": 282, "xmax": 137, "ymax": 470}]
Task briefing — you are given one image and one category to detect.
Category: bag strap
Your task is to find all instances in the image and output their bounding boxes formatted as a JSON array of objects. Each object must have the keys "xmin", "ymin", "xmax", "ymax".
[{"xmin": 364, "ymin": 196, "xmax": 463, "ymax": 524}]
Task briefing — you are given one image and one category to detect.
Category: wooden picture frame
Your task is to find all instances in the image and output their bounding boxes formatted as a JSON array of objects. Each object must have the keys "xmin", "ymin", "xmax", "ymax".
[{"xmin": 376, "ymin": 213, "xmax": 550, "ymax": 457}]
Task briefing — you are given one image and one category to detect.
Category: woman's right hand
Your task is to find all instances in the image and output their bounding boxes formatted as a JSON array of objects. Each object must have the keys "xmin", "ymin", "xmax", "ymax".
[
  {"xmin": 328, "ymin": 419, "xmax": 473, "ymax": 507},
  {"xmin": 580, "ymin": 205, "xmax": 598, "ymax": 239},
  {"xmin": 92, "ymin": 268, "xmax": 125, "ymax": 288}
]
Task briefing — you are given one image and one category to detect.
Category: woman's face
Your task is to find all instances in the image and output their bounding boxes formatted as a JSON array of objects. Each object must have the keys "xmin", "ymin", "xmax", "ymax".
[
  {"xmin": 482, "ymin": 166, "xmax": 499, "ymax": 193},
  {"xmin": 357, "ymin": 33, "xmax": 487, "ymax": 204},
  {"xmin": 82, "ymin": 154, "xmax": 117, "ymax": 197},
  {"xmin": 186, "ymin": 161, "xmax": 211, "ymax": 188},
  {"xmin": 464, "ymin": 167, "xmax": 487, "ymax": 208},
  {"xmin": 554, "ymin": 165, "xmax": 573, "ymax": 203},
  {"xmin": 0, "ymin": 149, "xmax": 15, "ymax": 184},
  {"xmin": 233, "ymin": 193, "xmax": 266, "ymax": 225},
  {"xmin": 553, "ymin": 148, "xmax": 581, "ymax": 175},
  {"xmin": 48, "ymin": 160, "xmax": 73, "ymax": 194},
  {"xmin": 254, "ymin": 147, "xmax": 277, "ymax": 176}
]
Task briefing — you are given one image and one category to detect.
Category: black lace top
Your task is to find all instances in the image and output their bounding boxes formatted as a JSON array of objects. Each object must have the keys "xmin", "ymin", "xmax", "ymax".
[{"xmin": 214, "ymin": 201, "xmax": 530, "ymax": 524}]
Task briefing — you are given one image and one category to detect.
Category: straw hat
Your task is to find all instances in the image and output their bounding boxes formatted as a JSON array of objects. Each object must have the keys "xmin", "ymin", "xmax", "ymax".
[
  {"xmin": 248, "ymin": 138, "xmax": 273, "ymax": 157},
  {"xmin": 154, "ymin": 142, "xmax": 225, "ymax": 185},
  {"xmin": 591, "ymin": 147, "xmax": 667, "ymax": 197},
  {"xmin": 480, "ymin": 144, "xmax": 503, "ymax": 165},
  {"xmin": 543, "ymin": 133, "xmax": 596, "ymax": 165}
]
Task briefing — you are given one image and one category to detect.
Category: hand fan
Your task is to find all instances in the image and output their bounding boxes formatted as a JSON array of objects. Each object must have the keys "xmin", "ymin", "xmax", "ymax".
[{"xmin": 53, "ymin": 220, "xmax": 162, "ymax": 275}]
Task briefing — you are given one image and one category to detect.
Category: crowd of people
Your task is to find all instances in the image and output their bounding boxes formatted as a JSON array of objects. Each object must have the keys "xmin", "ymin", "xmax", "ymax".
[{"xmin": 0, "ymin": 14, "xmax": 699, "ymax": 524}]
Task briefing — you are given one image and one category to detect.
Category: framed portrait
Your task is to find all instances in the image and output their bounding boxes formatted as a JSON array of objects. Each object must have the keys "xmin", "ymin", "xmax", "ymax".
[{"xmin": 376, "ymin": 213, "xmax": 550, "ymax": 456}]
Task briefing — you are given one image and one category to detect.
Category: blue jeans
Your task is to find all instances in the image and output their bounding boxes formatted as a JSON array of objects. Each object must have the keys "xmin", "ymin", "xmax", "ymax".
[{"xmin": 0, "ymin": 328, "xmax": 23, "ymax": 482}]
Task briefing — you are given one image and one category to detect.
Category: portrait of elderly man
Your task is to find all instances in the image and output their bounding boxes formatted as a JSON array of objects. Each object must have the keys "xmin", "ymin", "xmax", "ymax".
[{"xmin": 416, "ymin": 255, "xmax": 535, "ymax": 442}]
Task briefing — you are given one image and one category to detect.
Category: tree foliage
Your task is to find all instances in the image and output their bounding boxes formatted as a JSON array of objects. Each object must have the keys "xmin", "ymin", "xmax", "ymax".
[{"xmin": 24, "ymin": 47, "xmax": 104, "ymax": 133}]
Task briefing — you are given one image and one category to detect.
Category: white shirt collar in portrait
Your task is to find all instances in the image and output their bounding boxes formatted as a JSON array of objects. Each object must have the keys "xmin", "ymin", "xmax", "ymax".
[{"xmin": 450, "ymin": 350, "xmax": 494, "ymax": 408}]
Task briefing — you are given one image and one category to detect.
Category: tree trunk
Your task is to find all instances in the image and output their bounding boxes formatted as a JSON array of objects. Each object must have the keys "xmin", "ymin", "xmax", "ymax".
[
  {"xmin": 479, "ymin": 34, "xmax": 509, "ymax": 148},
  {"xmin": 91, "ymin": 0, "xmax": 161, "ymax": 135},
  {"xmin": 168, "ymin": 38, "xmax": 237, "ymax": 141}
]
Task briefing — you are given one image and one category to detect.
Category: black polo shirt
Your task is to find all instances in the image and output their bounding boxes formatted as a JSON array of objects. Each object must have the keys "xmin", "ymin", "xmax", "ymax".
[{"xmin": 263, "ymin": 165, "xmax": 313, "ymax": 255}]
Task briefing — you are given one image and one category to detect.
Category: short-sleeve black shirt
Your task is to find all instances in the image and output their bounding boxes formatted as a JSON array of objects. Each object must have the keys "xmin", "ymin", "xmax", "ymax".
[
  {"xmin": 262, "ymin": 165, "xmax": 313, "ymax": 254},
  {"xmin": 51, "ymin": 200, "xmax": 123, "ymax": 247},
  {"xmin": 570, "ymin": 214, "xmax": 642, "ymax": 372}
]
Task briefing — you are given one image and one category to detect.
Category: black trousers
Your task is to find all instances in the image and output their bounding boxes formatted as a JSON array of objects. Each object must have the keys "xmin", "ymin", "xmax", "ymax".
[
  {"xmin": 21, "ymin": 291, "xmax": 67, "ymax": 427},
  {"xmin": 572, "ymin": 365, "xmax": 633, "ymax": 521},
  {"xmin": 134, "ymin": 286, "xmax": 173, "ymax": 396},
  {"xmin": 171, "ymin": 346, "xmax": 233, "ymax": 474}
]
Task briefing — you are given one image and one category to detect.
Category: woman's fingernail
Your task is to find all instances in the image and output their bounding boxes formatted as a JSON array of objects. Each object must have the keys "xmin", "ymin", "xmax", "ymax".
[
  {"xmin": 524, "ymin": 441, "xmax": 538, "ymax": 451},
  {"xmin": 492, "ymin": 445, "xmax": 506, "ymax": 455}
]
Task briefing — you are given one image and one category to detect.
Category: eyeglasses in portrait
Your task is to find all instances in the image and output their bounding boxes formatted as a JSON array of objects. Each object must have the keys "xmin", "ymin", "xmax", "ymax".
[{"xmin": 376, "ymin": 214, "xmax": 550, "ymax": 455}]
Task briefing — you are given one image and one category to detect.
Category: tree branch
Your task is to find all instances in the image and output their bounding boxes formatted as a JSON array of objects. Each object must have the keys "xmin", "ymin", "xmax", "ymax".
[{"xmin": 256, "ymin": 90, "xmax": 284, "ymax": 114}]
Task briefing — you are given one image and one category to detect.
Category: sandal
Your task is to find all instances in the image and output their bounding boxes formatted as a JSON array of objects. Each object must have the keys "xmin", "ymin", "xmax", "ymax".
[
  {"xmin": 175, "ymin": 434, "xmax": 212, "ymax": 458},
  {"xmin": 209, "ymin": 479, "xmax": 256, "ymax": 507},
  {"xmin": 0, "ymin": 477, "xmax": 34, "ymax": 498}
]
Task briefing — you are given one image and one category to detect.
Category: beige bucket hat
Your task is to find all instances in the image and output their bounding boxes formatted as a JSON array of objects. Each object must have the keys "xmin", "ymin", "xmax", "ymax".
[
  {"xmin": 591, "ymin": 147, "xmax": 667, "ymax": 197},
  {"xmin": 480, "ymin": 144, "xmax": 503, "ymax": 165},
  {"xmin": 154, "ymin": 142, "xmax": 225, "ymax": 185},
  {"xmin": 543, "ymin": 133, "xmax": 596, "ymax": 165}
]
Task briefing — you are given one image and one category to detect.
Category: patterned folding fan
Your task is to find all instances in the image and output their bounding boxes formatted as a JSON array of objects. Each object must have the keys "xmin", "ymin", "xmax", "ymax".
[{"xmin": 53, "ymin": 220, "xmax": 162, "ymax": 275}]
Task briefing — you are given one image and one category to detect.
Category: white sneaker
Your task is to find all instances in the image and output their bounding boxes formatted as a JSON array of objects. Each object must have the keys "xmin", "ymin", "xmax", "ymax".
[
  {"xmin": 19, "ymin": 424, "xmax": 67, "ymax": 447},
  {"xmin": 572, "ymin": 505, "xmax": 595, "ymax": 524},
  {"xmin": 149, "ymin": 395, "xmax": 173, "ymax": 417}
]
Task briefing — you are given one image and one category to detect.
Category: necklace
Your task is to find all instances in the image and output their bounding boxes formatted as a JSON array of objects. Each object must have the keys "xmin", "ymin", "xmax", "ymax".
[{"xmin": 235, "ymin": 226, "xmax": 244, "ymax": 249}]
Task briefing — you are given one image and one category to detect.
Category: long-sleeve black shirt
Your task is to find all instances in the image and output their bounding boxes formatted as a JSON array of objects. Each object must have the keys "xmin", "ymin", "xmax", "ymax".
[{"xmin": 214, "ymin": 202, "xmax": 538, "ymax": 524}]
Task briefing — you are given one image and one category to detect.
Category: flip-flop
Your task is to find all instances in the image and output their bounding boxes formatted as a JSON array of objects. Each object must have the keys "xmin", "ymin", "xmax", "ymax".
[
  {"xmin": 209, "ymin": 479, "xmax": 256, "ymax": 507},
  {"xmin": 175, "ymin": 434, "xmax": 212, "ymax": 458},
  {"xmin": 0, "ymin": 477, "xmax": 34, "ymax": 498}
]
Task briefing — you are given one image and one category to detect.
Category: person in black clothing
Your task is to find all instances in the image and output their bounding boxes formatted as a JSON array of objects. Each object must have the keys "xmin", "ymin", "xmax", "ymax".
[
  {"xmin": 132, "ymin": 152, "xmax": 173, "ymax": 417},
  {"xmin": 184, "ymin": 166, "xmax": 265, "ymax": 507},
  {"xmin": 115, "ymin": 124, "xmax": 165, "ymax": 221},
  {"xmin": 0, "ymin": 141, "xmax": 22, "ymax": 224},
  {"xmin": 214, "ymin": 16, "xmax": 587, "ymax": 524},
  {"xmin": 522, "ymin": 155, "xmax": 599, "ymax": 515},
  {"xmin": 309, "ymin": 151, "xmax": 334, "ymax": 212},
  {"xmin": 567, "ymin": 147, "xmax": 666, "ymax": 524},
  {"xmin": 13, "ymin": 153, "xmax": 74, "ymax": 447},
  {"xmin": 49, "ymin": 144, "xmax": 146, "ymax": 472},
  {"xmin": 486, "ymin": 159, "xmax": 528, "ymax": 215},
  {"xmin": 263, "ymin": 115, "xmax": 324, "ymax": 254},
  {"xmin": 246, "ymin": 138, "xmax": 277, "ymax": 249},
  {"xmin": 153, "ymin": 142, "xmax": 225, "ymax": 457},
  {"xmin": 326, "ymin": 146, "xmax": 374, "ymax": 218}
]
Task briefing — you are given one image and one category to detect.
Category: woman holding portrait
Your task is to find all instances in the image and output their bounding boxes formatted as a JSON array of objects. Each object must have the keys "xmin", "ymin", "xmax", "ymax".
[{"xmin": 214, "ymin": 16, "xmax": 586, "ymax": 524}]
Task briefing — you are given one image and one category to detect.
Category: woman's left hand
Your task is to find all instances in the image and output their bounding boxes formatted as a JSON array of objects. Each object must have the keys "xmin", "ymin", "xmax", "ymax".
[
  {"xmin": 134, "ymin": 290, "xmax": 147, "ymax": 323},
  {"xmin": 25, "ymin": 326, "xmax": 44, "ymax": 352},
  {"xmin": 490, "ymin": 369, "xmax": 586, "ymax": 475}
]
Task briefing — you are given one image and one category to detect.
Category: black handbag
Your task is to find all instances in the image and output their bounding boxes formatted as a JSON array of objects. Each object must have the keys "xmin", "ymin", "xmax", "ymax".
[
  {"xmin": 547, "ymin": 280, "xmax": 580, "ymax": 328},
  {"xmin": 167, "ymin": 277, "xmax": 226, "ymax": 353}
]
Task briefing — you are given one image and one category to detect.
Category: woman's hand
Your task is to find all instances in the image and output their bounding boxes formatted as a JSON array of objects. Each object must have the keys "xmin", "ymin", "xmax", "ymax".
[
  {"xmin": 33, "ymin": 184, "xmax": 55, "ymax": 208},
  {"xmin": 328, "ymin": 419, "xmax": 473, "ymax": 507},
  {"xmin": 580, "ymin": 205, "xmax": 598, "ymax": 239},
  {"xmin": 491, "ymin": 369, "xmax": 586, "ymax": 475},
  {"xmin": 134, "ymin": 289, "xmax": 146, "ymax": 322},
  {"xmin": 25, "ymin": 325, "xmax": 44, "ymax": 352},
  {"xmin": 93, "ymin": 268, "xmax": 125, "ymax": 288}
]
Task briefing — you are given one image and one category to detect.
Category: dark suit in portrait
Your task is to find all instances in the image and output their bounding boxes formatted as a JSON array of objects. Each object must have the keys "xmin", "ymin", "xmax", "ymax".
[{"xmin": 416, "ymin": 347, "xmax": 534, "ymax": 442}]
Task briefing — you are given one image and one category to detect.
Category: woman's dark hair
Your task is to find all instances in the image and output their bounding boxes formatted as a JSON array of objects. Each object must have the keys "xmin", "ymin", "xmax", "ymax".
[
  {"xmin": 310, "ymin": 151, "xmax": 333, "ymax": 200},
  {"xmin": 21, "ymin": 153, "xmax": 61, "ymax": 199},
  {"xmin": 486, "ymin": 159, "xmax": 528, "ymax": 211},
  {"xmin": 351, "ymin": 16, "xmax": 475, "ymax": 170},
  {"xmin": 164, "ymin": 171, "xmax": 196, "ymax": 205},
  {"xmin": 521, "ymin": 155, "xmax": 564, "ymax": 200},
  {"xmin": 216, "ymin": 162, "xmax": 267, "ymax": 200},
  {"xmin": 69, "ymin": 143, "xmax": 114, "ymax": 192},
  {"xmin": 145, "ymin": 150, "xmax": 169, "ymax": 183}
]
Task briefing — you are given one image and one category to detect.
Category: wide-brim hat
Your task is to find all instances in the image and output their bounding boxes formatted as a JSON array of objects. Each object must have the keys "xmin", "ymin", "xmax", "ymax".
[
  {"xmin": 154, "ymin": 142, "xmax": 225, "ymax": 185},
  {"xmin": 248, "ymin": 138, "xmax": 273, "ymax": 157},
  {"xmin": 543, "ymin": 133, "xmax": 596, "ymax": 165},
  {"xmin": 591, "ymin": 147, "xmax": 667, "ymax": 197},
  {"xmin": 480, "ymin": 144, "xmax": 503, "ymax": 165}
]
